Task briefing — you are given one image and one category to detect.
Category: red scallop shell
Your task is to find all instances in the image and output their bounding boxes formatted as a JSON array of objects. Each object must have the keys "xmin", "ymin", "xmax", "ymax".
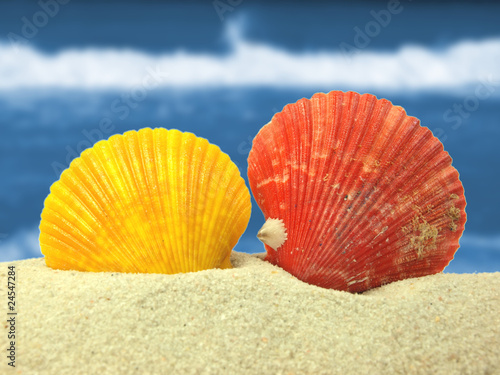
[{"xmin": 248, "ymin": 91, "xmax": 466, "ymax": 293}]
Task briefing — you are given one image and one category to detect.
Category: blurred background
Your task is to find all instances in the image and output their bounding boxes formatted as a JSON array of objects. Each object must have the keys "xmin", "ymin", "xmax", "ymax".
[{"xmin": 0, "ymin": 0, "xmax": 499, "ymax": 272}]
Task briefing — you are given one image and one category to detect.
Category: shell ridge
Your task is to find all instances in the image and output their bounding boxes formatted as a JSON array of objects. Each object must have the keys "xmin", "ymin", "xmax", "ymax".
[
  {"xmin": 180, "ymin": 133, "xmax": 196, "ymax": 272},
  {"xmin": 327, "ymin": 171, "xmax": 417, "ymax": 270},
  {"xmin": 134, "ymin": 129, "xmax": 161, "ymax": 272},
  {"xmin": 68, "ymin": 148, "xmax": 139, "ymax": 271},
  {"xmin": 322, "ymin": 100, "xmax": 403, "ymax": 265},
  {"xmin": 248, "ymin": 127, "xmax": 272, "ymax": 201},
  {"xmin": 58, "ymin": 161, "xmax": 115, "ymax": 263},
  {"xmin": 41, "ymin": 211, "xmax": 101, "ymax": 270},
  {"xmin": 188, "ymin": 134, "xmax": 204, "ymax": 272},
  {"xmin": 270, "ymin": 109, "xmax": 291, "ymax": 264},
  {"xmin": 297, "ymin": 92, "xmax": 344, "ymax": 278},
  {"xmin": 307, "ymin": 92, "xmax": 370, "ymax": 275},
  {"xmin": 210, "ymin": 152, "xmax": 239, "ymax": 267},
  {"xmin": 57, "ymin": 169, "xmax": 105, "ymax": 244},
  {"xmin": 309, "ymin": 93, "xmax": 341, "ymax": 267},
  {"xmin": 81, "ymin": 144, "xmax": 135, "ymax": 268},
  {"xmin": 89, "ymin": 133, "xmax": 144, "ymax": 272},
  {"xmin": 318, "ymin": 92, "xmax": 360, "ymax": 236},
  {"xmin": 42, "ymin": 194, "xmax": 97, "ymax": 250},
  {"xmin": 345, "ymin": 213, "xmax": 436, "ymax": 277},
  {"xmin": 292, "ymin": 98, "xmax": 315, "ymax": 270},
  {"xmin": 42, "ymin": 199, "xmax": 122, "ymax": 272},
  {"xmin": 124, "ymin": 129, "xmax": 167, "ymax": 273},
  {"xmin": 298, "ymin": 94, "xmax": 333, "ymax": 272},
  {"xmin": 295, "ymin": 97, "xmax": 316, "ymax": 273},
  {"xmin": 149, "ymin": 129, "xmax": 175, "ymax": 273},
  {"xmin": 201, "ymin": 139, "xmax": 226, "ymax": 270},
  {"xmin": 214, "ymin": 148, "xmax": 250, "ymax": 266},
  {"xmin": 154, "ymin": 129, "xmax": 177, "ymax": 273},
  {"xmin": 270, "ymin": 108, "xmax": 295, "ymax": 266},
  {"xmin": 311, "ymin": 93, "xmax": 384, "ymax": 278},
  {"xmin": 111, "ymin": 131, "xmax": 170, "ymax": 272},
  {"xmin": 282, "ymin": 109, "xmax": 296, "ymax": 266},
  {"xmin": 151, "ymin": 128, "xmax": 174, "ymax": 274},
  {"xmin": 116, "ymin": 130, "xmax": 159, "ymax": 272},
  {"xmin": 141, "ymin": 128, "xmax": 173, "ymax": 273},
  {"xmin": 195, "ymin": 140, "xmax": 231, "ymax": 270},
  {"xmin": 197, "ymin": 140, "xmax": 219, "ymax": 270},
  {"xmin": 138, "ymin": 128, "xmax": 169, "ymax": 273},
  {"xmin": 306, "ymin": 93, "xmax": 349, "ymax": 278},
  {"xmin": 325, "ymin": 104, "xmax": 415, "ymax": 261},
  {"xmin": 165, "ymin": 130, "xmax": 185, "ymax": 272},
  {"xmin": 295, "ymin": 93, "xmax": 335, "ymax": 269},
  {"xmin": 327, "ymin": 156, "xmax": 463, "ymax": 285},
  {"xmin": 43, "ymin": 228, "xmax": 102, "ymax": 271},
  {"xmin": 175, "ymin": 130, "xmax": 195, "ymax": 273}
]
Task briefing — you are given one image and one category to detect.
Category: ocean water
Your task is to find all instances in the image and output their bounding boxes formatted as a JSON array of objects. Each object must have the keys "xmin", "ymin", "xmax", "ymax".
[{"xmin": 0, "ymin": 1, "xmax": 499, "ymax": 273}]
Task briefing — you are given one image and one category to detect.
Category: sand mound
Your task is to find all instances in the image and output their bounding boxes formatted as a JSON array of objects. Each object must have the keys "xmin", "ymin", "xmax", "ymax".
[{"xmin": 1, "ymin": 252, "xmax": 499, "ymax": 374}]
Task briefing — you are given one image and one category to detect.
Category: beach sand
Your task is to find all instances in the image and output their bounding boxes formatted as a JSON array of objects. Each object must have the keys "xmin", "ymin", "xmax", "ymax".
[{"xmin": 1, "ymin": 251, "xmax": 499, "ymax": 374}]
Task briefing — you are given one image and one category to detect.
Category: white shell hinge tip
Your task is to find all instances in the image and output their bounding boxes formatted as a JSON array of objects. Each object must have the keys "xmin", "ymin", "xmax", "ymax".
[{"xmin": 257, "ymin": 218, "xmax": 288, "ymax": 250}]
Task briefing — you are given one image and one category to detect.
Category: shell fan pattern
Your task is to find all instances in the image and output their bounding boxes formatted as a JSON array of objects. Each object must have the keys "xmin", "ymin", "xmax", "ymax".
[
  {"xmin": 40, "ymin": 128, "xmax": 252, "ymax": 274},
  {"xmin": 248, "ymin": 91, "xmax": 466, "ymax": 293}
]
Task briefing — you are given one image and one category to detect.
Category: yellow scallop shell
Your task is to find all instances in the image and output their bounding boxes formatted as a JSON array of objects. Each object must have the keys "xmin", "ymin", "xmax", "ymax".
[{"xmin": 40, "ymin": 128, "xmax": 251, "ymax": 274}]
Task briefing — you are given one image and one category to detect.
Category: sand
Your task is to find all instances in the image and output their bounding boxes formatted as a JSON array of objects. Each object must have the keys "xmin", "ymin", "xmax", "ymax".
[{"xmin": 0, "ymin": 252, "xmax": 499, "ymax": 375}]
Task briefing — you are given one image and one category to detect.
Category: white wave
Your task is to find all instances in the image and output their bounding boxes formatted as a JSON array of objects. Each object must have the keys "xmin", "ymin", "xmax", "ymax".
[{"xmin": 0, "ymin": 20, "xmax": 499, "ymax": 93}]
